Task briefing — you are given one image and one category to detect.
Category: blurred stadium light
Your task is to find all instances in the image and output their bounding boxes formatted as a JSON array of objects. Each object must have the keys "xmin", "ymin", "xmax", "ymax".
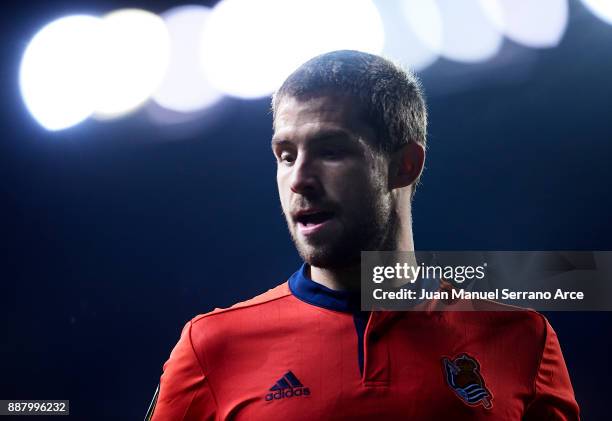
[
  {"xmin": 429, "ymin": 0, "xmax": 503, "ymax": 62},
  {"xmin": 152, "ymin": 5, "xmax": 222, "ymax": 113},
  {"xmin": 92, "ymin": 9, "xmax": 170, "ymax": 119},
  {"xmin": 200, "ymin": 0, "xmax": 384, "ymax": 99},
  {"xmin": 480, "ymin": 0, "xmax": 568, "ymax": 48},
  {"xmin": 375, "ymin": 0, "xmax": 440, "ymax": 71},
  {"xmin": 19, "ymin": 15, "xmax": 103, "ymax": 131},
  {"xmin": 581, "ymin": 0, "xmax": 612, "ymax": 25},
  {"xmin": 18, "ymin": 0, "xmax": 611, "ymax": 132},
  {"xmin": 397, "ymin": 0, "xmax": 444, "ymax": 63}
]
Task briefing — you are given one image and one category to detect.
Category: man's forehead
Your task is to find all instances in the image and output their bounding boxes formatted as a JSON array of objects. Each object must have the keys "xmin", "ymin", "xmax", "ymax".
[{"xmin": 273, "ymin": 93, "xmax": 370, "ymax": 141}]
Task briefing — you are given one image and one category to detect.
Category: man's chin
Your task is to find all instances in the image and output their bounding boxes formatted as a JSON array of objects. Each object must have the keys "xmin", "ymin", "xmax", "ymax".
[{"xmin": 297, "ymin": 243, "xmax": 360, "ymax": 270}]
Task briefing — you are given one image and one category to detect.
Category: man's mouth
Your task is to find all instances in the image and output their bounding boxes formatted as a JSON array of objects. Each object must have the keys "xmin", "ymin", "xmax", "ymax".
[{"xmin": 294, "ymin": 210, "xmax": 335, "ymax": 235}]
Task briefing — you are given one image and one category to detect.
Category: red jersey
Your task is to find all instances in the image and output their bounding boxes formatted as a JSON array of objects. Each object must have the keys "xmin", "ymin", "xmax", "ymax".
[{"xmin": 148, "ymin": 264, "xmax": 579, "ymax": 420}]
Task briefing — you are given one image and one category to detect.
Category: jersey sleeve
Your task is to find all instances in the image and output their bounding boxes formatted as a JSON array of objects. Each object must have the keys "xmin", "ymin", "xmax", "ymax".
[
  {"xmin": 150, "ymin": 320, "xmax": 217, "ymax": 421},
  {"xmin": 523, "ymin": 317, "xmax": 580, "ymax": 420}
]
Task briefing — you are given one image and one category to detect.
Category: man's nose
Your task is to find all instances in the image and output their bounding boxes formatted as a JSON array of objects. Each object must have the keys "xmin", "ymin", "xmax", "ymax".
[{"xmin": 289, "ymin": 154, "xmax": 320, "ymax": 195}]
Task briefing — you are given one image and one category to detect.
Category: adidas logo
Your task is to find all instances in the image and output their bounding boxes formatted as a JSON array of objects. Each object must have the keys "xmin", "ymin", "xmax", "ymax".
[{"xmin": 265, "ymin": 371, "xmax": 311, "ymax": 401}]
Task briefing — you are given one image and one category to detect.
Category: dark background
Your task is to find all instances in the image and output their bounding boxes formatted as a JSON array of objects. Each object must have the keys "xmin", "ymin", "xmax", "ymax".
[{"xmin": 1, "ymin": 1, "xmax": 611, "ymax": 419}]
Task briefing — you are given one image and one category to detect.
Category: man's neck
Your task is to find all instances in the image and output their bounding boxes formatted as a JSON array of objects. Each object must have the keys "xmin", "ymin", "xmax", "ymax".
[{"xmin": 308, "ymin": 264, "xmax": 362, "ymax": 292}]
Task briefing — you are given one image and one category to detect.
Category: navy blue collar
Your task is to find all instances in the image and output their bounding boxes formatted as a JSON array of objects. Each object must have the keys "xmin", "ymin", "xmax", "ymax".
[
  {"xmin": 288, "ymin": 262, "xmax": 441, "ymax": 313},
  {"xmin": 288, "ymin": 263, "xmax": 362, "ymax": 313}
]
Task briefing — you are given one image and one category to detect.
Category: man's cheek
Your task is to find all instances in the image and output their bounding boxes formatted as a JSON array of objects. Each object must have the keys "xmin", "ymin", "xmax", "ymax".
[{"xmin": 278, "ymin": 190, "xmax": 289, "ymax": 213}]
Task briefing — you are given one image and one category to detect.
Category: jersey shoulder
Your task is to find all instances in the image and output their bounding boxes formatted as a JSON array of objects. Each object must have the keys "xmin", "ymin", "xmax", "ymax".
[
  {"xmin": 191, "ymin": 281, "xmax": 293, "ymax": 325},
  {"xmin": 472, "ymin": 299, "xmax": 549, "ymax": 329},
  {"xmin": 440, "ymin": 298, "xmax": 551, "ymax": 348},
  {"xmin": 186, "ymin": 281, "xmax": 296, "ymax": 364}
]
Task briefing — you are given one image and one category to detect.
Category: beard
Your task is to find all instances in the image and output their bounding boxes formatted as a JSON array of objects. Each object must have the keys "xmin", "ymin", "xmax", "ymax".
[{"xmin": 286, "ymin": 188, "xmax": 400, "ymax": 270}]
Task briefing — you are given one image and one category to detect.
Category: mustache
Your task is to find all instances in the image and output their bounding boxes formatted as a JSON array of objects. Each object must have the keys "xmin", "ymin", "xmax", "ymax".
[
  {"xmin": 293, "ymin": 198, "xmax": 335, "ymax": 211},
  {"xmin": 283, "ymin": 198, "xmax": 338, "ymax": 217}
]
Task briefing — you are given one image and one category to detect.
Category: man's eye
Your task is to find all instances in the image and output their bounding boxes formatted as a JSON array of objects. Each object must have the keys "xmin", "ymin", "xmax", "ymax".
[
  {"xmin": 279, "ymin": 151, "xmax": 295, "ymax": 163},
  {"xmin": 321, "ymin": 149, "xmax": 343, "ymax": 159}
]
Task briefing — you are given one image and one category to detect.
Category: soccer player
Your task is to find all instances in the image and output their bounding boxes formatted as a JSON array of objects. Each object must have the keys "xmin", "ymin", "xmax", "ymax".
[{"xmin": 146, "ymin": 50, "xmax": 579, "ymax": 420}]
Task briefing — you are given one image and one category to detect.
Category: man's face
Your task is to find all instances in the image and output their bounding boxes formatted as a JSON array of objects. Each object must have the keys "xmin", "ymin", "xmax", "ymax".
[{"xmin": 272, "ymin": 93, "xmax": 398, "ymax": 268}]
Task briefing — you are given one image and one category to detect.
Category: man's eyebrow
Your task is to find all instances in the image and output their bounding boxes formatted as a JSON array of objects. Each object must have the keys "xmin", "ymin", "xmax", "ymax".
[
  {"xmin": 271, "ymin": 129, "xmax": 355, "ymax": 147},
  {"xmin": 271, "ymin": 138, "xmax": 291, "ymax": 148}
]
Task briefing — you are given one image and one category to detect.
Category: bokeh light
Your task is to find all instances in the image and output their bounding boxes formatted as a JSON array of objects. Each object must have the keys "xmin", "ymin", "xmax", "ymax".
[
  {"xmin": 93, "ymin": 9, "xmax": 171, "ymax": 119},
  {"xmin": 375, "ymin": 0, "xmax": 440, "ymax": 71},
  {"xmin": 153, "ymin": 5, "xmax": 222, "ymax": 113},
  {"xmin": 418, "ymin": 0, "xmax": 503, "ymax": 63},
  {"xmin": 19, "ymin": 15, "xmax": 103, "ymax": 131},
  {"xmin": 580, "ymin": 0, "xmax": 612, "ymax": 25},
  {"xmin": 20, "ymin": 1, "xmax": 607, "ymax": 130},
  {"xmin": 200, "ymin": 0, "xmax": 385, "ymax": 99},
  {"xmin": 481, "ymin": 0, "xmax": 568, "ymax": 48}
]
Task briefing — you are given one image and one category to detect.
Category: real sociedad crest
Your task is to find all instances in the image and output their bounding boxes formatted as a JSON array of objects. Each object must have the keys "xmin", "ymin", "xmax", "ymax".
[{"xmin": 442, "ymin": 353, "xmax": 493, "ymax": 409}]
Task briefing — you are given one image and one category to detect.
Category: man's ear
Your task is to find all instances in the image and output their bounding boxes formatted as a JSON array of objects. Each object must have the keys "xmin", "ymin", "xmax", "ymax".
[{"xmin": 389, "ymin": 142, "xmax": 425, "ymax": 190}]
